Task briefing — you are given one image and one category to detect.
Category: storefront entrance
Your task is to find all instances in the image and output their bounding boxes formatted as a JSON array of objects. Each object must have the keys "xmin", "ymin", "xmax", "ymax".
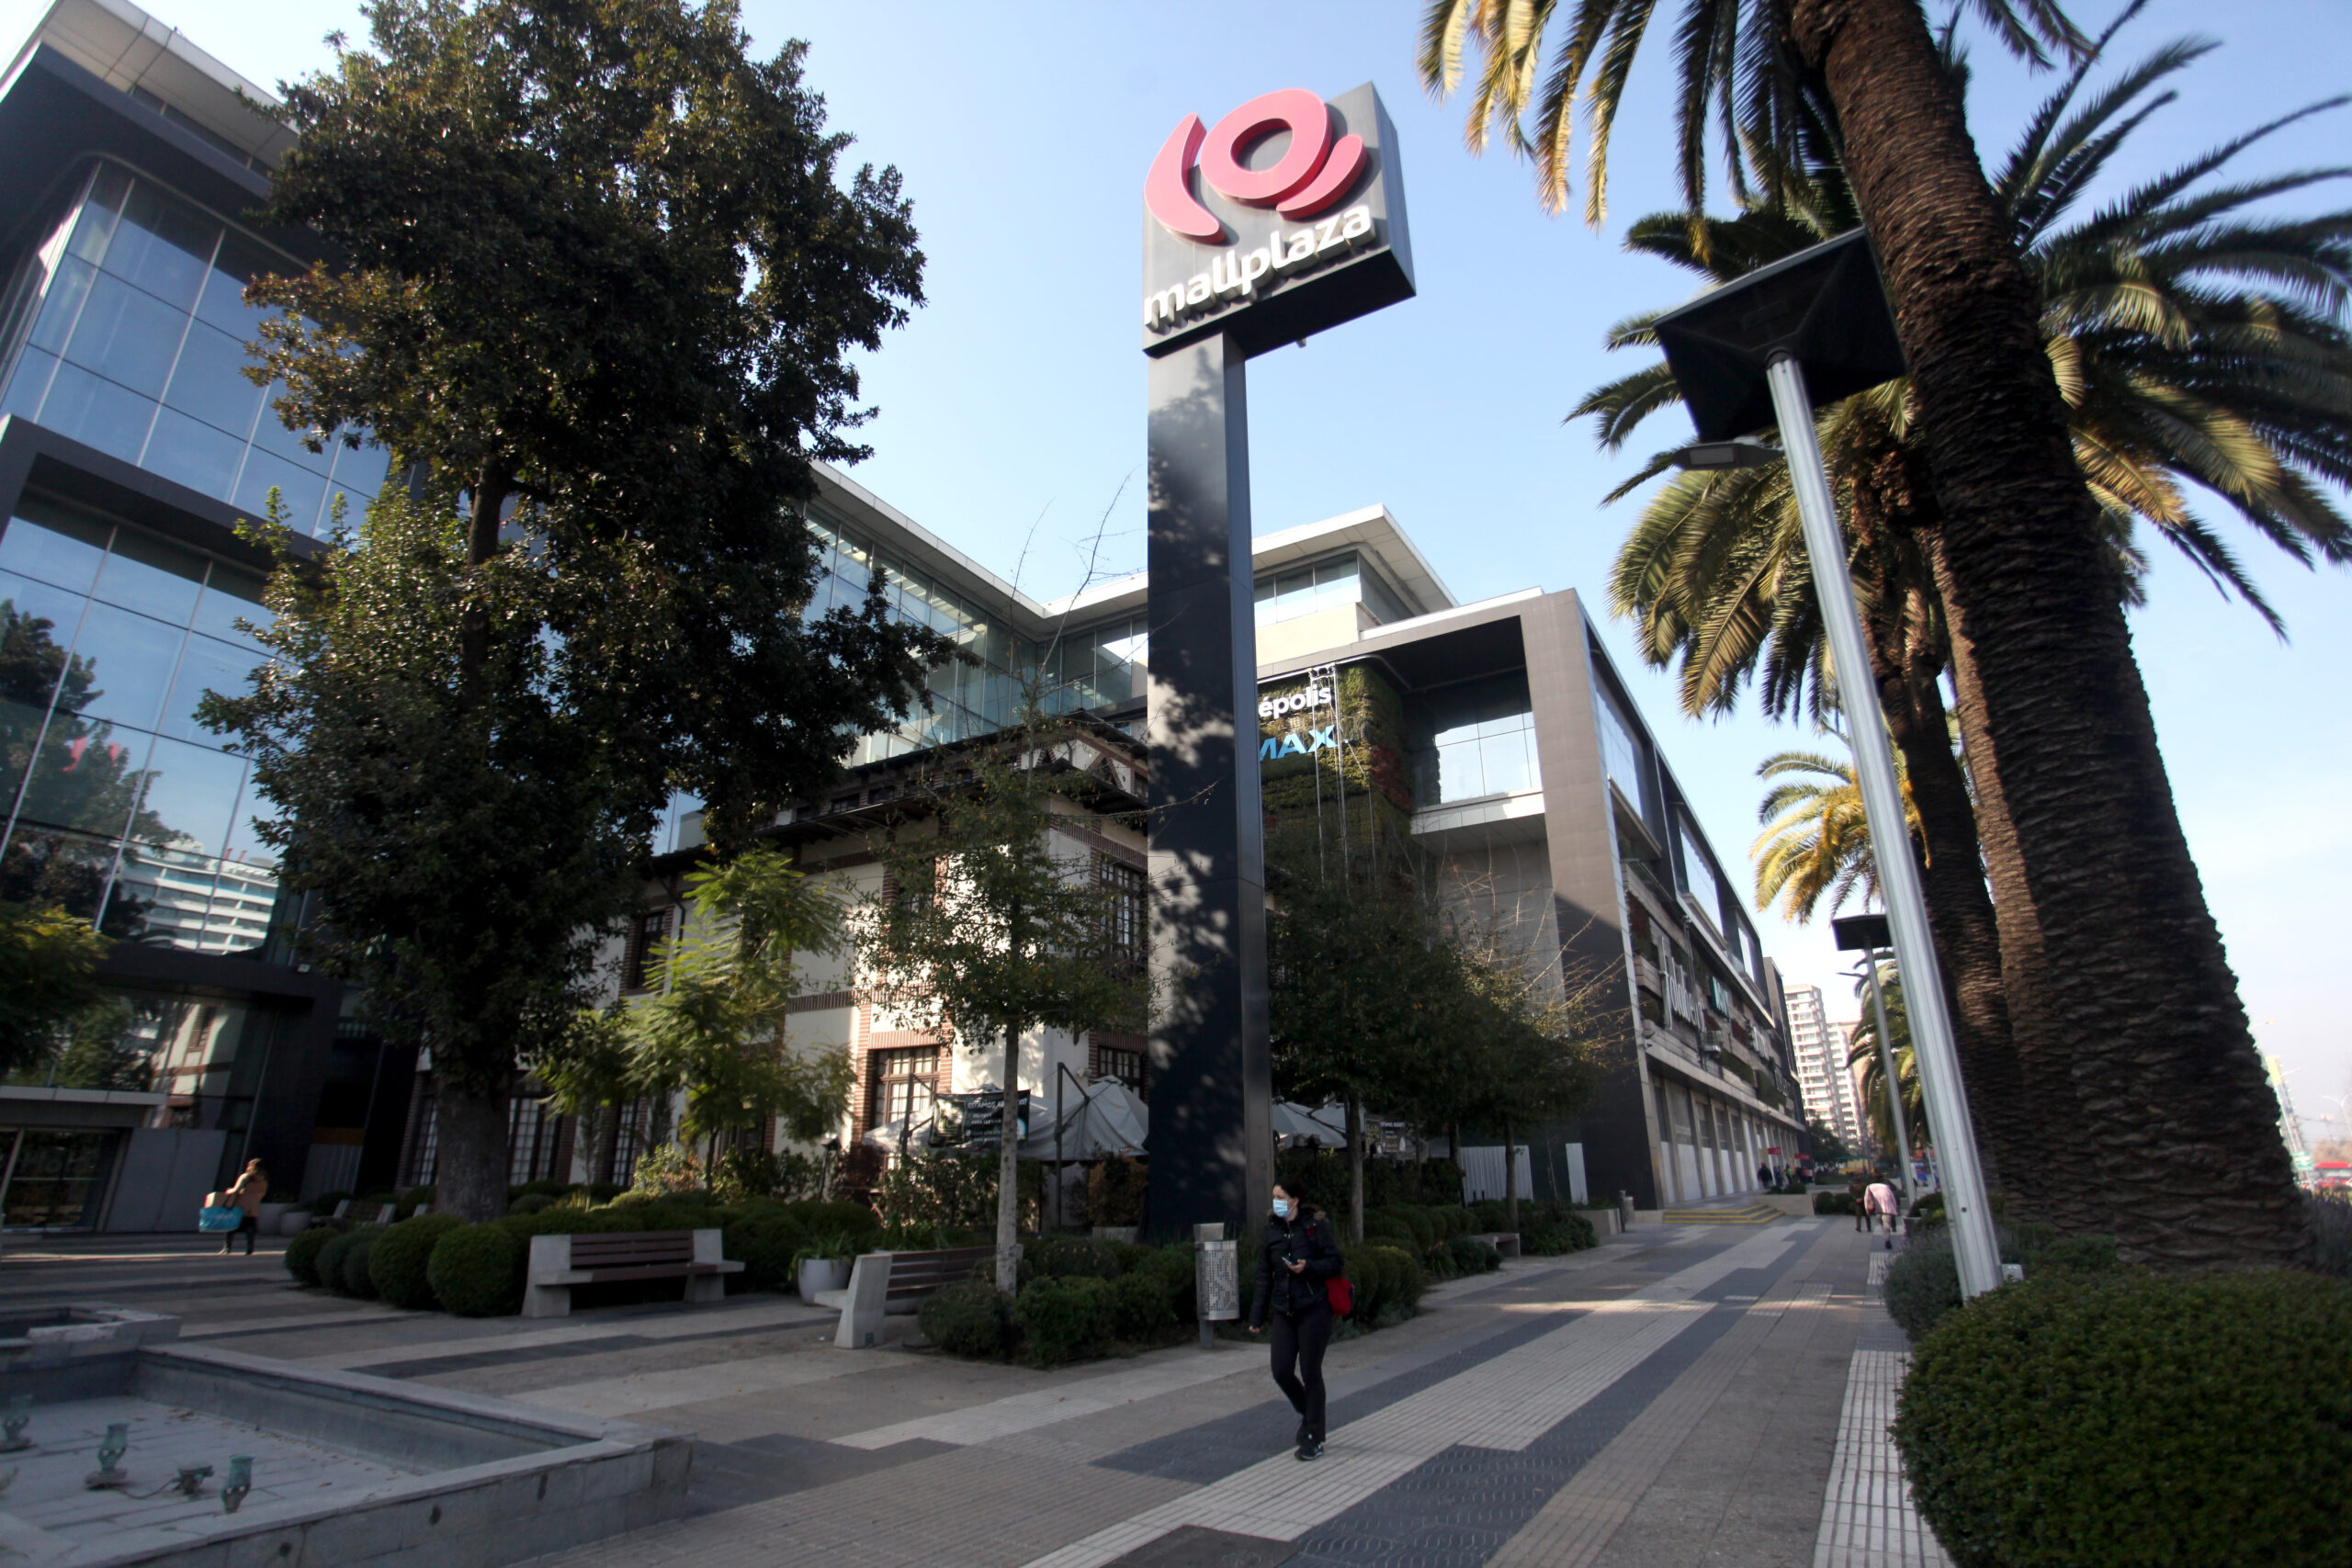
[{"xmin": 0, "ymin": 1128, "xmax": 120, "ymax": 1228}]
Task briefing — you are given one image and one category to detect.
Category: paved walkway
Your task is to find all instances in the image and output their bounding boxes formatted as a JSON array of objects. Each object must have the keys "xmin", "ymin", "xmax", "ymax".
[{"xmin": 0, "ymin": 1220, "xmax": 1950, "ymax": 1567}]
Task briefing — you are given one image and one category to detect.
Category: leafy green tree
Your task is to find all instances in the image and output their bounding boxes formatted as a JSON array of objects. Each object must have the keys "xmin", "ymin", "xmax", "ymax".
[
  {"xmin": 615, "ymin": 843, "xmax": 854, "ymax": 1165},
  {"xmin": 1422, "ymin": 0, "xmax": 2324, "ymax": 1264},
  {"xmin": 539, "ymin": 1003, "xmax": 634, "ymax": 1186},
  {"xmin": 0, "ymin": 899, "xmax": 112, "ymax": 1079},
  {"xmin": 1804, "ymin": 1114, "xmax": 1851, "ymax": 1168},
  {"xmin": 208, "ymin": 0, "xmax": 945, "ymax": 1220},
  {"xmin": 1267, "ymin": 843, "xmax": 1460, "ymax": 1243},
  {"xmin": 1444, "ymin": 931, "xmax": 1605, "ymax": 1232},
  {"xmin": 859, "ymin": 710, "xmax": 1146, "ymax": 1290}
]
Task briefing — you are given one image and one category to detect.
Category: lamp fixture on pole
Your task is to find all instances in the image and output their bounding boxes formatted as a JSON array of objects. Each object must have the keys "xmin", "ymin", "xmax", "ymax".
[{"xmin": 1654, "ymin": 230, "xmax": 2003, "ymax": 1300}]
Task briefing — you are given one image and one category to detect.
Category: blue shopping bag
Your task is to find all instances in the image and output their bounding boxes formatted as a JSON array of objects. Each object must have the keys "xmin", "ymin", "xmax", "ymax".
[{"xmin": 199, "ymin": 1204, "xmax": 243, "ymax": 1232}]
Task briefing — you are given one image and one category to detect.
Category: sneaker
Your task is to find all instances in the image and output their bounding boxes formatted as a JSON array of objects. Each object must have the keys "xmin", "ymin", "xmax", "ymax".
[{"xmin": 1295, "ymin": 1438, "xmax": 1325, "ymax": 1462}]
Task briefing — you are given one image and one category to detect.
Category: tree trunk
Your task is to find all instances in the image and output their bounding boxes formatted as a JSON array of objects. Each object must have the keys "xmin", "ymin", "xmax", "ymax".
[
  {"xmin": 592, "ymin": 1100, "xmax": 619, "ymax": 1187},
  {"xmin": 1789, "ymin": 0, "xmax": 2304, "ymax": 1267},
  {"xmin": 1345, "ymin": 1096, "xmax": 1365, "ymax": 1244},
  {"xmin": 1502, "ymin": 1111, "xmax": 1521, "ymax": 1234},
  {"xmin": 435, "ymin": 1084, "xmax": 509, "ymax": 1222},
  {"xmin": 997, "ymin": 1031, "xmax": 1023, "ymax": 1292}
]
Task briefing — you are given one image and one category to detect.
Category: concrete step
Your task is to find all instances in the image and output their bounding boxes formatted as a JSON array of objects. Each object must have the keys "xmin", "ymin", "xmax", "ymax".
[{"xmin": 1659, "ymin": 1201, "xmax": 1783, "ymax": 1225}]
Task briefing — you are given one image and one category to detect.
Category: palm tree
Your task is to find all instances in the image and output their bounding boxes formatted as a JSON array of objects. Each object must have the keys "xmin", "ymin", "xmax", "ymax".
[
  {"xmin": 1574, "ymin": 20, "xmax": 2351, "ymax": 1258},
  {"xmin": 1750, "ymin": 748, "xmax": 1917, "ymax": 924},
  {"xmin": 1421, "ymin": 3, "xmax": 2331, "ymax": 1265},
  {"xmin": 1848, "ymin": 966, "xmax": 1930, "ymax": 1156}
]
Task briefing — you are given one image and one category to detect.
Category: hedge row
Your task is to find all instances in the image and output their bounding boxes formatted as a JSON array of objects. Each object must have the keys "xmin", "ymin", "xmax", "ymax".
[
  {"xmin": 285, "ymin": 1193, "xmax": 884, "ymax": 1317},
  {"xmin": 1896, "ymin": 1269, "xmax": 2352, "ymax": 1568}
]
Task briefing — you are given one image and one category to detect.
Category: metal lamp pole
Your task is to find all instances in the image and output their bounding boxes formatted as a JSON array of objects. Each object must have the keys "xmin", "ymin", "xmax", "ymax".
[{"xmin": 1762, "ymin": 353, "xmax": 2002, "ymax": 1298}]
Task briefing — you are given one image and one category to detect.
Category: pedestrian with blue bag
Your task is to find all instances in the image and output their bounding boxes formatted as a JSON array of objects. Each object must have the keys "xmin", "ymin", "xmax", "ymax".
[{"xmin": 204, "ymin": 1159, "xmax": 267, "ymax": 1255}]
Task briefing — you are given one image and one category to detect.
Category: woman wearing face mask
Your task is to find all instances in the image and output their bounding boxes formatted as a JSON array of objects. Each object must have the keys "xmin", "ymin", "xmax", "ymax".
[{"xmin": 1247, "ymin": 1183, "xmax": 1342, "ymax": 1461}]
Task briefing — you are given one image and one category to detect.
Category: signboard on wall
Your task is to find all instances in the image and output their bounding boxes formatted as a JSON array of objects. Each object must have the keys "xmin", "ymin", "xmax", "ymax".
[{"xmin": 1139, "ymin": 83, "xmax": 1414, "ymax": 357}]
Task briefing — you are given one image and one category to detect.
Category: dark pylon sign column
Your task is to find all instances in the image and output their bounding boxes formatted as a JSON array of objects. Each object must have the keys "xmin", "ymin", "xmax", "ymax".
[{"xmin": 1139, "ymin": 84, "xmax": 1414, "ymax": 1239}]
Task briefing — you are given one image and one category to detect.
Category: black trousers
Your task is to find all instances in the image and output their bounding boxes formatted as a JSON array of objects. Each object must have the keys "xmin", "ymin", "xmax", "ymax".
[
  {"xmin": 220, "ymin": 1212, "xmax": 257, "ymax": 1255},
  {"xmin": 1270, "ymin": 1302, "xmax": 1333, "ymax": 1442}
]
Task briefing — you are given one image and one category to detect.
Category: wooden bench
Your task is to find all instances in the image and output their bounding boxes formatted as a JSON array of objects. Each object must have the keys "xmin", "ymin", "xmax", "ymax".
[
  {"xmin": 522, "ymin": 1228, "xmax": 743, "ymax": 1319},
  {"xmin": 819, "ymin": 1246, "xmax": 997, "ymax": 1348},
  {"xmin": 1466, "ymin": 1231, "xmax": 1521, "ymax": 1258}
]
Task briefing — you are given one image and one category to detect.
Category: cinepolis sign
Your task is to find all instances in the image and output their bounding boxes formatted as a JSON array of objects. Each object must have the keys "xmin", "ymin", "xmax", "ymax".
[{"xmin": 1138, "ymin": 83, "xmax": 1415, "ymax": 357}]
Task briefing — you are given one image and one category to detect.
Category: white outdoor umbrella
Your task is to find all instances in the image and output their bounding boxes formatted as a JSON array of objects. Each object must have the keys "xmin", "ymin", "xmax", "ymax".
[
  {"xmin": 1021, "ymin": 1078, "xmax": 1148, "ymax": 1161},
  {"xmin": 861, "ymin": 1114, "xmax": 935, "ymax": 1153},
  {"xmin": 1271, "ymin": 1101, "xmax": 1347, "ymax": 1148}
]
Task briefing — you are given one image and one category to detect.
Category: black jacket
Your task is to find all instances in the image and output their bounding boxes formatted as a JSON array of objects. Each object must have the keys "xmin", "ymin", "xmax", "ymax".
[{"xmin": 1249, "ymin": 1210, "xmax": 1342, "ymax": 1326}]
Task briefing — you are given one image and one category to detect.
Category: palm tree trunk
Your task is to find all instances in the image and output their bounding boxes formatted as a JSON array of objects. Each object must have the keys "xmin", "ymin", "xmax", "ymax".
[
  {"xmin": 1789, "ymin": 0, "xmax": 2303, "ymax": 1267},
  {"xmin": 1871, "ymin": 586, "xmax": 2040, "ymax": 1212}
]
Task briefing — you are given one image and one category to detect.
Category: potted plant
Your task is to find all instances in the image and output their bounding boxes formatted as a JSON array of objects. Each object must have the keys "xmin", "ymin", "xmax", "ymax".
[{"xmin": 794, "ymin": 1231, "xmax": 863, "ymax": 1300}]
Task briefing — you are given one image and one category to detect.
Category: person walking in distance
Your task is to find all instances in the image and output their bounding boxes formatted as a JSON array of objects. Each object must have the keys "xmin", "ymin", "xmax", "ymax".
[
  {"xmin": 1248, "ymin": 1185, "xmax": 1341, "ymax": 1461},
  {"xmin": 1848, "ymin": 1170, "xmax": 1870, "ymax": 1232},
  {"xmin": 1864, "ymin": 1177, "xmax": 1900, "ymax": 1246},
  {"xmin": 219, "ymin": 1158, "xmax": 268, "ymax": 1256}
]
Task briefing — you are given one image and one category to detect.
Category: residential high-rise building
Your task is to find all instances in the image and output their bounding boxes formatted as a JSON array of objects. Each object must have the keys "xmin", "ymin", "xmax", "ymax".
[{"xmin": 1786, "ymin": 985, "xmax": 1863, "ymax": 1154}]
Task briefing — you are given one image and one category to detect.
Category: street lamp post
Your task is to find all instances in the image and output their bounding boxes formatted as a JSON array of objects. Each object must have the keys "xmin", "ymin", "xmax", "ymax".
[
  {"xmin": 1654, "ymin": 230, "xmax": 2004, "ymax": 1300},
  {"xmin": 1836, "ymin": 920, "xmax": 1914, "ymax": 1218}
]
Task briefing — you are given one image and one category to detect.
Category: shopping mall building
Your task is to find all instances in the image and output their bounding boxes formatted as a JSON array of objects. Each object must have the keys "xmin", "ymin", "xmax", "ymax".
[{"xmin": 0, "ymin": 0, "xmax": 1804, "ymax": 1231}]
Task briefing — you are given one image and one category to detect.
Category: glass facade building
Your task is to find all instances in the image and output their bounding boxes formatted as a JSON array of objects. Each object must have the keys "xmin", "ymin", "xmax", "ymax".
[{"xmin": 0, "ymin": 164, "xmax": 391, "ymax": 534}]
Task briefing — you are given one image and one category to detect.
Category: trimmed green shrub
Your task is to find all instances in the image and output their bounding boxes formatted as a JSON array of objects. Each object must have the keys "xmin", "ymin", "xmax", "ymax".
[
  {"xmin": 1363, "ymin": 1210, "xmax": 1414, "ymax": 1247},
  {"xmin": 724, "ymin": 1210, "xmax": 807, "ymax": 1291},
  {"xmin": 1521, "ymin": 1213, "xmax": 1597, "ymax": 1256},
  {"xmin": 920, "ymin": 1281, "xmax": 1013, "ymax": 1358},
  {"xmin": 316, "ymin": 1225, "xmax": 382, "ymax": 1297},
  {"xmin": 1021, "ymin": 1235, "xmax": 1121, "ymax": 1283},
  {"xmin": 307, "ymin": 1190, "xmax": 354, "ymax": 1215},
  {"xmin": 1337, "ymin": 1244, "xmax": 1389, "ymax": 1322},
  {"xmin": 284, "ymin": 1223, "xmax": 343, "ymax": 1287},
  {"xmin": 1110, "ymin": 1241, "xmax": 1156, "ymax": 1275},
  {"xmin": 1110, "ymin": 1269, "xmax": 1176, "ymax": 1340},
  {"xmin": 1016, "ymin": 1275, "xmax": 1115, "ymax": 1367},
  {"xmin": 1896, "ymin": 1270, "xmax": 2352, "ymax": 1568},
  {"xmin": 1885, "ymin": 1226, "xmax": 2125, "ymax": 1343},
  {"xmin": 1136, "ymin": 1244, "xmax": 1196, "ymax": 1323},
  {"xmin": 513, "ymin": 1179, "xmax": 573, "ymax": 1199},
  {"xmin": 1814, "ymin": 1190, "xmax": 1859, "ymax": 1216},
  {"xmin": 427, "ymin": 1223, "xmax": 525, "ymax": 1316},
  {"xmin": 1469, "ymin": 1200, "xmax": 1509, "ymax": 1232},
  {"xmin": 369, "ymin": 1213, "xmax": 464, "ymax": 1310},
  {"xmin": 1396, "ymin": 1208, "xmax": 1438, "ymax": 1252},
  {"xmin": 784, "ymin": 1199, "xmax": 880, "ymax": 1236},
  {"xmin": 1444, "ymin": 1235, "xmax": 1487, "ymax": 1275},
  {"xmin": 507, "ymin": 1193, "xmax": 557, "ymax": 1217},
  {"xmin": 1371, "ymin": 1245, "xmax": 1424, "ymax": 1312},
  {"xmin": 340, "ymin": 1230, "xmax": 384, "ymax": 1298},
  {"xmin": 390, "ymin": 1185, "xmax": 435, "ymax": 1221}
]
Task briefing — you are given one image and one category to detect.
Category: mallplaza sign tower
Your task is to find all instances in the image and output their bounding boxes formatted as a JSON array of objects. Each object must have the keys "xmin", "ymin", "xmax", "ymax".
[{"xmin": 1137, "ymin": 85, "xmax": 1415, "ymax": 1236}]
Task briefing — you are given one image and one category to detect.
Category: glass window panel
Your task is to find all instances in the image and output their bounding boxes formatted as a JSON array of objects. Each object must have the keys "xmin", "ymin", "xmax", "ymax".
[
  {"xmin": 192, "ymin": 568, "xmax": 266, "ymax": 646},
  {"xmin": 244, "ymin": 385, "xmax": 331, "ymax": 471},
  {"xmin": 130, "ymin": 734, "xmax": 243, "ymax": 858},
  {"xmin": 198, "ymin": 233, "xmax": 279, "ymax": 337},
  {"xmin": 14, "ymin": 715, "xmax": 147, "ymax": 840},
  {"xmin": 141, "ymin": 406, "xmax": 246, "ymax": 499},
  {"xmin": 220, "ymin": 769, "xmax": 274, "ymax": 868},
  {"xmin": 0, "ymin": 693, "xmax": 51, "ymax": 821},
  {"xmin": 0, "ymin": 573, "xmax": 94, "ymax": 711},
  {"xmin": 92, "ymin": 526, "xmax": 205, "ymax": 623},
  {"xmin": 0, "ymin": 826, "xmax": 117, "ymax": 927},
  {"xmin": 1314, "ymin": 556, "xmax": 1359, "ymax": 588},
  {"xmin": 64, "ymin": 602, "xmax": 183, "ymax": 730},
  {"xmin": 160, "ymin": 318, "xmax": 265, "ymax": 436},
  {"xmin": 101, "ymin": 183, "xmax": 218, "ymax": 313},
  {"xmin": 65, "ymin": 169, "xmax": 130, "ymax": 265},
  {"xmin": 0, "ymin": 506, "xmax": 111, "ymax": 595},
  {"xmin": 232, "ymin": 446, "xmax": 328, "ymax": 533},
  {"xmin": 62, "ymin": 272, "xmax": 187, "ymax": 399},
  {"xmin": 26, "ymin": 256, "xmax": 96, "ymax": 356},
  {"xmin": 39, "ymin": 361, "xmax": 156, "ymax": 463},
  {"xmin": 326, "ymin": 436, "xmax": 390, "ymax": 502},
  {"xmin": 1681, "ymin": 824, "xmax": 1724, "ymax": 931},
  {"xmin": 160, "ymin": 633, "xmax": 258, "ymax": 742},
  {"xmin": 3, "ymin": 346, "xmax": 59, "ymax": 421}
]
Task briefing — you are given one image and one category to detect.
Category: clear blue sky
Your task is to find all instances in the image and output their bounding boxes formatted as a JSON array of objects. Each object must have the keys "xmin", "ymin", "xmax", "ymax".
[{"xmin": 13, "ymin": 0, "xmax": 2347, "ymax": 1143}]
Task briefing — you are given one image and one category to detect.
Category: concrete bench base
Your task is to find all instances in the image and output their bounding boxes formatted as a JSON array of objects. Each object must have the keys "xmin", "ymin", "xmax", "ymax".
[{"xmin": 522, "ymin": 1230, "xmax": 741, "ymax": 1319}]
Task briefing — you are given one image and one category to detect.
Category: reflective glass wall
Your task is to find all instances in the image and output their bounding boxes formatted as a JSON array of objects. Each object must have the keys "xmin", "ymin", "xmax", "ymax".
[
  {"xmin": 1409, "ymin": 673, "xmax": 1541, "ymax": 806},
  {"xmin": 0, "ymin": 163, "xmax": 390, "ymax": 533},
  {"xmin": 0, "ymin": 496, "xmax": 277, "ymax": 952}
]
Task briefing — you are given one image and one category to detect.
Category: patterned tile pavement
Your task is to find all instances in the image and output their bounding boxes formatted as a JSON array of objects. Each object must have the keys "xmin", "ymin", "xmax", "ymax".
[{"xmin": 5, "ymin": 1219, "xmax": 1960, "ymax": 1567}]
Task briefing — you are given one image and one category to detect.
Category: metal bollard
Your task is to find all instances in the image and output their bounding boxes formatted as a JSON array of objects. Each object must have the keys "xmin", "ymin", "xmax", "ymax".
[{"xmin": 1194, "ymin": 1223, "xmax": 1238, "ymax": 1348}]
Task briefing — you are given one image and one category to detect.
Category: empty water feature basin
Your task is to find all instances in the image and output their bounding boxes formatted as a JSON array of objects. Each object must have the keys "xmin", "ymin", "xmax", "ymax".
[{"xmin": 0, "ymin": 1328, "xmax": 689, "ymax": 1567}]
